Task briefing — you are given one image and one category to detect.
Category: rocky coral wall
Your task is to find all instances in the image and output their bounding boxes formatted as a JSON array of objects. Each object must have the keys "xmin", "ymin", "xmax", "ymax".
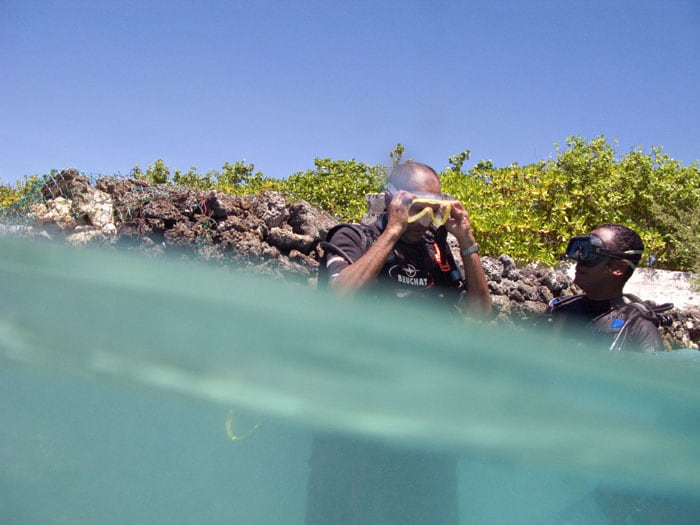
[{"xmin": 4, "ymin": 169, "xmax": 698, "ymax": 349}]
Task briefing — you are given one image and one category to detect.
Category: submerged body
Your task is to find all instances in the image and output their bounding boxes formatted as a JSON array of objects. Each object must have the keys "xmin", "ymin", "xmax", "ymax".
[
  {"xmin": 1, "ymin": 237, "xmax": 700, "ymax": 523},
  {"xmin": 307, "ymin": 162, "xmax": 492, "ymax": 524}
]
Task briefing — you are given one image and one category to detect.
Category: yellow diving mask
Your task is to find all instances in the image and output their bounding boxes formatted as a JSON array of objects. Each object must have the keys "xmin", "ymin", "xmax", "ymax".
[
  {"xmin": 386, "ymin": 183, "xmax": 453, "ymax": 227},
  {"xmin": 407, "ymin": 198, "xmax": 452, "ymax": 227}
]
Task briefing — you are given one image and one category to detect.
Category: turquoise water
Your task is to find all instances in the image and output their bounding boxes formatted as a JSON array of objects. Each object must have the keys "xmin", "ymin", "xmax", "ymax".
[{"xmin": 2, "ymin": 238, "xmax": 699, "ymax": 524}]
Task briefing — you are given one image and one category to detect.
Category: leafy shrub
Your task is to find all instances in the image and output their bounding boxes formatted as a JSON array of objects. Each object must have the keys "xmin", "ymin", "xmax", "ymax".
[
  {"xmin": 172, "ymin": 166, "xmax": 215, "ymax": 190},
  {"xmin": 0, "ymin": 175, "xmax": 45, "ymax": 219},
  {"xmin": 0, "ymin": 184, "xmax": 16, "ymax": 208},
  {"xmin": 215, "ymin": 161, "xmax": 283, "ymax": 195},
  {"xmin": 3, "ymin": 138, "xmax": 698, "ymax": 271},
  {"xmin": 441, "ymin": 136, "xmax": 699, "ymax": 270},
  {"xmin": 132, "ymin": 160, "xmax": 170, "ymax": 185},
  {"xmin": 283, "ymin": 158, "xmax": 387, "ymax": 222}
]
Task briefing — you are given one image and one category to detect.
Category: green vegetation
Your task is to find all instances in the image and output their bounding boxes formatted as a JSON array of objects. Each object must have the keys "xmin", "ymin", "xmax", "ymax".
[
  {"xmin": 133, "ymin": 158, "xmax": 281, "ymax": 195},
  {"xmin": 0, "ymin": 185, "xmax": 14, "ymax": 208},
  {"xmin": 284, "ymin": 158, "xmax": 386, "ymax": 222},
  {"xmin": 0, "ymin": 174, "xmax": 44, "ymax": 208},
  {"xmin": 440, "ymin": 137, "xmax": 700, "ymax": 271},
  {"xmin": 2, "ymin": 136, "xmax": 698, "ymax": 272}
]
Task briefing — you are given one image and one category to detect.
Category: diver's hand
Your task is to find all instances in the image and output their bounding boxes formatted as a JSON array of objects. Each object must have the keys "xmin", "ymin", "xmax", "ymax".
[
  {"xmin": 445, "ymin": 201, "xmax": 476, "ymax": 248},
  {"xmin": 384, "ymin": 189, "xmax": 414, "ymax": 237}
]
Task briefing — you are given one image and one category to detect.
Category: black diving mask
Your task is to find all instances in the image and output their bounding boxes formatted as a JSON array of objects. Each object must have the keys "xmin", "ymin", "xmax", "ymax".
[{"xmin": 565, "ymin": 234, "xmax": 642, "ymax": 268}]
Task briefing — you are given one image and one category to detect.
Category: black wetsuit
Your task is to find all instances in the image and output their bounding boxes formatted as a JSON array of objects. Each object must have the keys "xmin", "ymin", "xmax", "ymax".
[
  {"xmin": 306, "ymin": 217, "xmax": 462, "ymax": 525},
  {"xmin": 547, "ymin": 296, "xmax": 696, "ymax": 522},
  {"xmin": 322, "ymin": 216, "xmax": 463, "ymax": 304},
  {"xmin": 548, "ymin": 295, "xmax": 664, "ymax": 353}
]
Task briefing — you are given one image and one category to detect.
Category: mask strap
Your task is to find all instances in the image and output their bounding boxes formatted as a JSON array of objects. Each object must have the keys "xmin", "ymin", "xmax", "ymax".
[{"xmin": 620, "ymin": 249, "xmax": 643, "ymax": 270}]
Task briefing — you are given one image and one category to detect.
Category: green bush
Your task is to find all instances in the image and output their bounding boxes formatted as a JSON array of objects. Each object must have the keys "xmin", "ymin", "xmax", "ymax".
[
  {"xmin": 132, "ymin": 159, "xmax": 170, "ymax": 185},
  {"xmin": 3, "ymin": 138, "xmax": 698, "ymax": 271},
  {"xmin": 215, "ymin": 160, "xmax": 283, "ymax": 195},
  {"xmin": 441, "ymin": 136, "xmax": 699, "ymax": 270},
  {"xmin": 283, "ymin": 157, "xmax": 387, "ymax": 222},
  {"xmin": 0, "ymin": 184, "xmax": 16, "ymax": 208},
  {"xmin": 172, "ymin": 166, "xmax": 214, "ymax": 190},
  {"xmin": 0, "ymin": 175, "xmax": 44, "ymax": 215}
]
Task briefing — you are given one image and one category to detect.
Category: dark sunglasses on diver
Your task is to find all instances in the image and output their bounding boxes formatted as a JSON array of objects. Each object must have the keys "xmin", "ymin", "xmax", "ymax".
[{"xmin": 565, "ymin": 234, "xmax": 643, "ymax": 269}]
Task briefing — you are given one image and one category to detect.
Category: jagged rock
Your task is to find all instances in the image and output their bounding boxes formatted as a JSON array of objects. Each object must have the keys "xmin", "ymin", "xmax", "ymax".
[
  {"xmin": 251, "ymin": 191, "xmax": 290, "ymax": 228},
  {"xmin": 30, "ymin": 197, "xmax": 76, "ymax": 230},
  {"xmin": 491, "ymin": 295, "xmax": 512, "ymax": 320},
  {"xmin": 481, "ymin": 256, "xmax": 504, "ymax": 283},
  {"xmin": 288, "ymin": 200, "xmax": 338, "ymax": 239},
  {"xmin": 267, "ymin": 226, "xmax": 316, "ymax": 254},
  {"xmin": 218, "ymin": 229, "xmax": 265, "ymax": 258},
  {"xmin": 542, "ymin": 268, "xmax": 570, "ymax": 295},
  {"xmin": 163, "ymin": 221, "xmax": 201, "ymax": 247},
  {"xmin": 538, "ymin": 285, "xmax": 554, "ymax": 304},
  {"xmin": 141, "ymin": 199, "xmax": 182, "ymax": 227},
  {"xmin": 659, "ymin": 306, "xmax": 700, "ymax": 350},
  {"xmin": 516, "ymin": 282, "xmax": 538, "ymax": 302},
  {"xmin": 22, "ymin": 169, "xmax": 117, "ymax": 245},
  {"xmin": 499, "ymin": 254, "xmax": 522, "ymax": 281},
  {"xmin": 4, "ymin": 171, "xmax": 699, "ymax": 350},
  {"xmin": 217, "ymin": 215, "xmax": 262, "ymax": 235},
  {"xmin": 72, "ymin": 187, "xmax": 113, "ymax": 229},
  {"xmin": 65, "ymin": 225, "xmax": 110, "ymax": 246},
  {"xmin": 261, "ymin": 244, "xmax": 282, "ymax": 259},
  {"xmin": 204, "ymin": 191, "xmax": 247, "ymax": 220},
  {"xmin": 40, "ymin": 168, "xmax": 90, "ymax": 201},
  {"xmin": 289, "ymin": 249, "xmax": 319, "ymax": 269}
]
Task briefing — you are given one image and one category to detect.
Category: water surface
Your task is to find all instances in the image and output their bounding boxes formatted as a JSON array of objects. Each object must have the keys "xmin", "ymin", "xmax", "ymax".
[{"xmin": 2, "ymin": 239, "xmax": 699, "ymax": 523}]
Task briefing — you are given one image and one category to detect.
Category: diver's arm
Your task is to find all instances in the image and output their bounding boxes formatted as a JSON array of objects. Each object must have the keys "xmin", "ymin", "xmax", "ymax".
[
  {"xmin": 330, "ymin": 191, "xmax": 412, "ymax": 295},
  {"xmin": 458, "ymin": 235, "xmax": 492, "ymax": 316},
  {"xmin": 446, "ymin": 202, "xmax": 492, "ymax": 316},
  {"xmin": 329, "ymin": 225, "xmax": 403, "ymax": 295}
]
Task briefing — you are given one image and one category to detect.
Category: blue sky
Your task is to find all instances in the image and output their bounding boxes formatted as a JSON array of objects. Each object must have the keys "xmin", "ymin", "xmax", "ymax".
[{"xmin": 1, "ymin": 0, "xmax": 698, "ymax": 185}]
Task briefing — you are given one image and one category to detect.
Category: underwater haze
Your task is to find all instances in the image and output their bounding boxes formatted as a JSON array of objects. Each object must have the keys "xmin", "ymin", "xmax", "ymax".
[{"xmin": 2, "ymin": 238, "xmax": 700, "ymax": 524}]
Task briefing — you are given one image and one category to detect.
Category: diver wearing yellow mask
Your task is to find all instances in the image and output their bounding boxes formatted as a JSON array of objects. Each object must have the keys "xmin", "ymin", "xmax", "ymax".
[
  {"xmin": 310, "ymin": 161, "xmax": 492, "ymax": 525},
  {"xmin": 321, "ymin": 162, "xmax": 491, "ymax": 315}
]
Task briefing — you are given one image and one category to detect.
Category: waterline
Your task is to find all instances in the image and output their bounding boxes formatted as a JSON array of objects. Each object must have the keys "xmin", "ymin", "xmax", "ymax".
[{"xmin": 2, "ymin": 238, "xmax": 700, "ymax": 499}]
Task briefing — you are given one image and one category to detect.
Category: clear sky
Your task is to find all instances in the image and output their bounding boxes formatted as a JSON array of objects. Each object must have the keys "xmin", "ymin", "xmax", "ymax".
[{"xmin": 1, "ymin": 0, "xmax": 698, "ymax": 185}]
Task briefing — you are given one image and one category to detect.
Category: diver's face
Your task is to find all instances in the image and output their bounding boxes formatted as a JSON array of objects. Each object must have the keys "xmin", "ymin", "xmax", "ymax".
[
  {"xmin": 390, "ymin": 168, "xmax": 444, "ymax": 243},
  {"xmin": 401, "ymin": 220, "xmax": 430, "ymax": 243},
  {"xmin": 572, "ymin": 228, "xmax": 617, "ymax": 294},
  {"xmin": 573, "ymin": 257, "xmax": 610, "ymax": 294}
]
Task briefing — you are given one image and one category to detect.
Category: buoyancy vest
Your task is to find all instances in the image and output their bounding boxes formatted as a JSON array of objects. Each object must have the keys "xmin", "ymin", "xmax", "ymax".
[
  {"xmin": 548, "ymin": 293, "xmax": 673, "ymax": 352},
  {"xmin": 318, "ymin": 218, "xmax": 464, "ymax": 301}
]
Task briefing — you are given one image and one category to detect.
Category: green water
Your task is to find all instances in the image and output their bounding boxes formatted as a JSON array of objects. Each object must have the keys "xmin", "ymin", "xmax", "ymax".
[{"xmin": 1, "ymin": 238, "xmax": 699, "ymax": 524}]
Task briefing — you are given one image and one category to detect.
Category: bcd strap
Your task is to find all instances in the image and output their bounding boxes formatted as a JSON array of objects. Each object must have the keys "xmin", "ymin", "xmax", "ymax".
[
  {"xmin": 621, "ymin": 294, "xmax": 674, "ymax": 327},
  {"xmin": 432, "ymin": 242, "xmax": 452, "ymax": 273},
  {"xmin": 549, "ymin": 293, "xmax": 674, "ymax": 328},
  {"xmin": 548, "ymin": 294, "xmax": 585, "ymax": 311}
]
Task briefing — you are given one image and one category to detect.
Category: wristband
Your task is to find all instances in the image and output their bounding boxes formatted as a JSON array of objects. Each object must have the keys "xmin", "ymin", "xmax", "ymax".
[{"xmin": 461, "ymin": 244, "xmax": 479, "ymax": 256}]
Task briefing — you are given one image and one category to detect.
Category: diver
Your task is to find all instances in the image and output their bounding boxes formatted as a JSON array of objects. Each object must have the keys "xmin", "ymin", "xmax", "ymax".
[
  {"xmin": 547, "ymin": 223, "xmax": 671, "ymax": 353},
  {"xmin": 320, "ymin": 161, "xmax": 491, "ymax": 315},
  {"xmin": 546, "ymin": 224, "xmax": 700, "ymax": 524},
  {"xmin": 306, "ymin": 162, "xmax": 492, "ymax": 525}
]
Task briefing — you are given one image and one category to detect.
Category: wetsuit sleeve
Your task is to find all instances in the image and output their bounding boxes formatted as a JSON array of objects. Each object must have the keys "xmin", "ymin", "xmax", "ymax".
[{"xmin": 323, "ymin": 225, "xmax": 369, "ymax": 281}]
